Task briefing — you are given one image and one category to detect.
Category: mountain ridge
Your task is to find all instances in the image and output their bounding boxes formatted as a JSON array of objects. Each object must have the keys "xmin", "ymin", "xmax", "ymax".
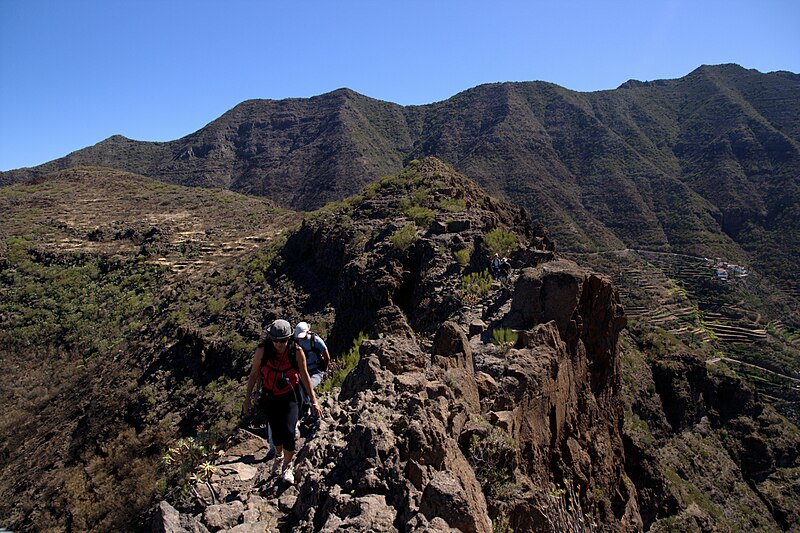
[{"xmin": 4, "ymin": 65, "xmax": 797, "ymax": 310}]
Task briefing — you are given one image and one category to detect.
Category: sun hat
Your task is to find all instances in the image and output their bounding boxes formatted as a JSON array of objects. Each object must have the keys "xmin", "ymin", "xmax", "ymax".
[
  {"xmin": 267, "ymin": 319, "xmax": 292, "ymax": 340},
  {"xmin": 294, "ymin": 321, "xmax": 310, "ymax": 339}
]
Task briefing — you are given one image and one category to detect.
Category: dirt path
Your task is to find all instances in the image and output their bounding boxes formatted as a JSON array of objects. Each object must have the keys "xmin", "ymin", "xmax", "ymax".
[{"xmin": 706, "ymin": 356, "xmax": 800, "ymax": 384}]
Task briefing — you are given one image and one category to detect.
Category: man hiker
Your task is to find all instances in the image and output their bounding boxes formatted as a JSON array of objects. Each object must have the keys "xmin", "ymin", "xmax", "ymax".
[
  {"xmin": 294, "ymin": 321, "xmax": 330, "ymax": 412},
  {"xmin": 490, "ymin": 253, "xmax": 502, "ymax": 279}
]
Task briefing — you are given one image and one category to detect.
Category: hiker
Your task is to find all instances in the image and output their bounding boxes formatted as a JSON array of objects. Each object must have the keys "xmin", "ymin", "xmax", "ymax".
[
  {"xmin": 294, "ymin": 321, "xmax": 330, "ymax": 397},
  {"xmin": 499, "ymin": 257, "xmax": 511, "ymax": 279},
  {"xmin": 490, "ymin": 253, "xmax": 502, "ymax": 279},
  {"xmin": 242, "ymin": 319, "xmax": 322, "ymax": 484}
]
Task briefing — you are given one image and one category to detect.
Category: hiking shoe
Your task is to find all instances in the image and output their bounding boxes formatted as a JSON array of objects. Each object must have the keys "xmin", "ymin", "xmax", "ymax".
[{"xmin": 281, "ymin": 466, "xmax": 295, "ymax": 484}]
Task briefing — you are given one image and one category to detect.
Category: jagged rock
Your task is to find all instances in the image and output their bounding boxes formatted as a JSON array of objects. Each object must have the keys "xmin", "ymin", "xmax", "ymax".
[
  {"xmin": 319, "ymin": 493, "xmax": 398, "ymax": 532},
  {"xmin": 432, "ymin": 321, "xmax": 471, "ymax": 360},
  {"xmin": 152, "ymin": 501, "xmax": 183, "ymax": 533},
  {"xmin": 474, "ymin": 371, "xmax": 497, "ymax": 398},
  {"xmin": 420, "ymin": 471, "xmax": 492, "ymax": 533},
  {"xmin": 240, "ymin": 508, "xmax": 259, "ymax": 524},
  {"xmin": 405, "ymin": 515, "xmax": 460, "ymax": 531},
  {"xmin": 446, "ymin": 219, "xmax": 471, "ymax": 233},
  {"xmin": 223, "ymin": 523, "xmax": 272, "ymax": 533},
  {"xmin": 216, "ymin": 462, "xmax": 258, "ymax": 482},
  {"xmin": 203, "ymin": 500, "xmax": 244, "ymax": 531},
  {"xmin": 507, "ymin": 259, "xmax": 585, "ymax": 336},
  {"xmin": 278, "ymin": 486, "xmax": 299, "ymax": 512},
  {"xmin": 432, "ymin": 321, "xmax": 480, "ymax": 415},
  {"xmin": 487, "ymin": 410, "xmax": 514, "ymax": 433},
  {"xmin": 181, "ymin": 515, "xmax": 210, "ymax": 533},
  {"xmin": 430, "ymin": 220, "xmax": 448, "ymax": 234},
  {"xmin": 469, "ymin": 319, "xmax": 487, "ymax": 336}
]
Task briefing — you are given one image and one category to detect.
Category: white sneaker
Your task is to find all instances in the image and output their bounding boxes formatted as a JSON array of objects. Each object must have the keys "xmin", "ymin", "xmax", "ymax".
[
  {"xmin": 295, "ymin": 421, "xmax": 301, "ymax": 439},
  {"xmin": 281, "ymin": 466, "xmax": 295, "ymax": 484}
]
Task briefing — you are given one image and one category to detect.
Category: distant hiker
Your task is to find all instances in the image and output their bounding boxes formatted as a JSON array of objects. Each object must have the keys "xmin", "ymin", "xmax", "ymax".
[
  {"xmin": 500, "ymin": 256, "xmax": 511, "ymax": 279},
  {"xmin": 490, "ymin": 253, "xmax": 502, "ymax": 279},
  {"xmin": 294, "ymin": 321, "xmax": 330, "ymax": 402},
  {"xmin": 243, "ymin": 319, "xmax": 322, "ymax": 484}
]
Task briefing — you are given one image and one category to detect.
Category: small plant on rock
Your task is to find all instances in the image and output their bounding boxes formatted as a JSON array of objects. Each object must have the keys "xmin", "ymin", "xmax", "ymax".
[
  {"xmin": 491, "ymin": 327, "xmax": 518, "ymax": 351},
  {"xmin": 454, "ymin": 246, "xmax": 472, "ymax": 267},
  {"xmin": 319, "ymin": 331, "xmax": 367, "ymax": 393},
  {"xmin": 405, "ymin": 205, "xmax": 436, "ymax": 227},
  {"xmin": 537, "ymin": 480, "xmax": 599, "ymax": 533},
  {"xmin": 482, "ymin": 229, "xmax": 517, "ymax": 257},
  {"xmin": 466, "ymin": 426, "xmax": 518, "ymax": 498},
  {"xmin": 461, "ymin": 269, "xmax": 493, "ymax": 305},
  {"xmin": 389, "ymin": 224, "xmax": 418, "ymax": 251},
  {"xmin": 162, "ymin": 427, "xmax": 224, "ymax": 499},
  {"xmin": 438, "ymin": 198, "xmax": 466, "ymax": 212}
]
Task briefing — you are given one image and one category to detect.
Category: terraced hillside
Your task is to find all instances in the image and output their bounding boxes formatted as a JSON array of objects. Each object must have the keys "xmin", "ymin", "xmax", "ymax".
[
  {"xmin": 0, "ymin": 167, "xmax": 297, "ymax": 276},
  {"xmin": 566, "ymin": 249, "xmax": 800, "ymax": 425}
]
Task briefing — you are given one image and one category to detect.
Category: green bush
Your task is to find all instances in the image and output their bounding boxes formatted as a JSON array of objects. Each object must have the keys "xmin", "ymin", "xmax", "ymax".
[
  {"xmin": 483, "ymin": 229, "xmax": 517, "ymax": 257},
  {"xmin": 491, "ymin": 328, "xmax": 518, "ymax": 350},
  {"xmin": 537, "ymin": 480, "xmax": 599, "ymax": 532},
  {"xmin": 162, "ymin": 427, "xmax": 224, "ymax": 496},
  {"xmin": 405, "ymin": 205, "xmax": 436, "ymax": 227},
  {"xmin": 0, "ymin": 239, "xmax": 162, "ymax": 358},
  {"xmin": 439, "ymin": 198, "xmax": 466, "ymax": 213},
  {"xmin": 319, "ymin": 332, "xmax": 367, "ymax": 393},
  {"xmin": 461, "ymin": 270, "xmax": 493, "ymax": 304},
  {"xmin": 454, "ymin": 246, "xmax": 472, "ymax": 267},
  {"xmin": 466, "ymin": 426, "xmax": 518, "ymax": 498},
  {"xmin": 389, "ymin": 224, "xmax": 418, "ymax": 251}
]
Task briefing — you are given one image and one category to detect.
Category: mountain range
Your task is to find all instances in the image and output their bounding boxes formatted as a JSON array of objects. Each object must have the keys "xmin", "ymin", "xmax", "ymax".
[{"xmin": 3, "ymin": 64, "xmax": 799, "ymax": 294}]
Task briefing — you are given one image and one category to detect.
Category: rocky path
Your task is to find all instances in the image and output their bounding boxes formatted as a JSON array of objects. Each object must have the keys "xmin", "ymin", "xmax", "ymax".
[{"xmin": 154, "ymin": 404, "xmax": 336, "ymax": 532}]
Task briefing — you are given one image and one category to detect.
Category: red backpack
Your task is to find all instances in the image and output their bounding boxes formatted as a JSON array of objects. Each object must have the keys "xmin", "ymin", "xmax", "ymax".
[{"xmin": 260, "ymin": 340, "xmax": 300, "ymax": 396}]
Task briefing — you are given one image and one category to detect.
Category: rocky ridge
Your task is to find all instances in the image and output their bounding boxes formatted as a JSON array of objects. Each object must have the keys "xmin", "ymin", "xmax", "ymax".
[
  {"xmin": 154, "ymin": 263, "xmax": 636, "ymax": 533},
  {"xmin": 152, "ymin": 158, "xmax": 638, "ymax": 531}
]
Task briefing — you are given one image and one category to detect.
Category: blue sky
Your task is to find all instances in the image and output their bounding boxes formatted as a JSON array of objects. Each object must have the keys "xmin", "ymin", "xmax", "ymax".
[{"xmin": 1, "ymin": 0, "xmax": 798, "ymax": 171}]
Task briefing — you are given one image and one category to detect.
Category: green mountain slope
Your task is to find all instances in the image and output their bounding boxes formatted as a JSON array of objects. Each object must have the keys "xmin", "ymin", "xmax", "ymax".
[{"xmin": 4, "ymin": 65, "xmax": 796, "ymax": 273}]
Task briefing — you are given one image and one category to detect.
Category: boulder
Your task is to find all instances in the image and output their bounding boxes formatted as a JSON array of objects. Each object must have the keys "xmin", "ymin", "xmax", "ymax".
[
  {"xmin": 420, "ymin": 471, "xmax": 492, "ymax": 533},
  {"xmin": 203, "ymin": 501, "xmax": 244, "ymax": 531},
  {"xmin": 152, "ymin": 501, "xmax": 183, "ymax": 533}
]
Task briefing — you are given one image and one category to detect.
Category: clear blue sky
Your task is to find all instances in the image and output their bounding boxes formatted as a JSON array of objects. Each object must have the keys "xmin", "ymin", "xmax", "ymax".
[{"xmin": 1, "ymin": 0, "xmax": 798, "ymax": 171}]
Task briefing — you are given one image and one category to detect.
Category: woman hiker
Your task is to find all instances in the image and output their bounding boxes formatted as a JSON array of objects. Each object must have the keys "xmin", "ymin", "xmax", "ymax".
[{"xmin": 242, "ymin": 319, "xmax": 322, "ymax": 484}]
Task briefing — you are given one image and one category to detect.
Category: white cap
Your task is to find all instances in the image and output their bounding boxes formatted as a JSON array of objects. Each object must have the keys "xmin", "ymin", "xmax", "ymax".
[{"xmin": 294, "ymin": 321, "xmax": 310, "ymax": 339}]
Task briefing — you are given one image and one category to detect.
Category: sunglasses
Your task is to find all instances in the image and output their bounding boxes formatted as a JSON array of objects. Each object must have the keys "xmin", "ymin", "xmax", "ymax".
[{"xmin": 272, "ymin": 338, "xmax": 289, "ymax": 344}]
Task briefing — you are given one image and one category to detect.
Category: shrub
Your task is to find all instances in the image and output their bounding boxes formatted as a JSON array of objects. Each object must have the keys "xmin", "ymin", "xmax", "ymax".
[
  {"xmin": 439, "ymin": 198, "xmax": 466, "ymax": 213},
  {"xmin": 207, "ymin": 298, "xmax": 226, "ymax": 315},
  {"xmin": 483, "ymin": 229, "xmax": 517, "ymax": 257},
  {"xmin": 491, "ymin": 328, "xmax": 518, "ymax": 351},
  {"xmin": 537, "ymin": 480, "xmax": 599, "ymax": 532},
  {"xmin": 454, "ymin": 246, "xmax": 472, "ymax": 267},
  {"xmin": 319, "ymin": 331, "xmax": 367, "ymax": 393},
  {"xmin": 466, "ymin": 426, "xmax": 518, "ymax": 498},
  {"xmin": 405, "ymin": 205, "xmax": 436, "ymax": 227},
  {"xmin": 162, "ymin": 427, "xmax": 225, "ymax": 497},
  {"xmin": 461, "ymin": 270, "xmax": 493, "ymax": 304},
  {"xmin": 389, "ymin": 224, "xmax": 418, "ymax": 251}
]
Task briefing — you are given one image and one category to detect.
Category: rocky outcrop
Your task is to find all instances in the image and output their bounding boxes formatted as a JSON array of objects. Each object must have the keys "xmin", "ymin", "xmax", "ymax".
[{"xmin": 152, "ymin": 251, "xmax": 641, "ymax": 531}]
